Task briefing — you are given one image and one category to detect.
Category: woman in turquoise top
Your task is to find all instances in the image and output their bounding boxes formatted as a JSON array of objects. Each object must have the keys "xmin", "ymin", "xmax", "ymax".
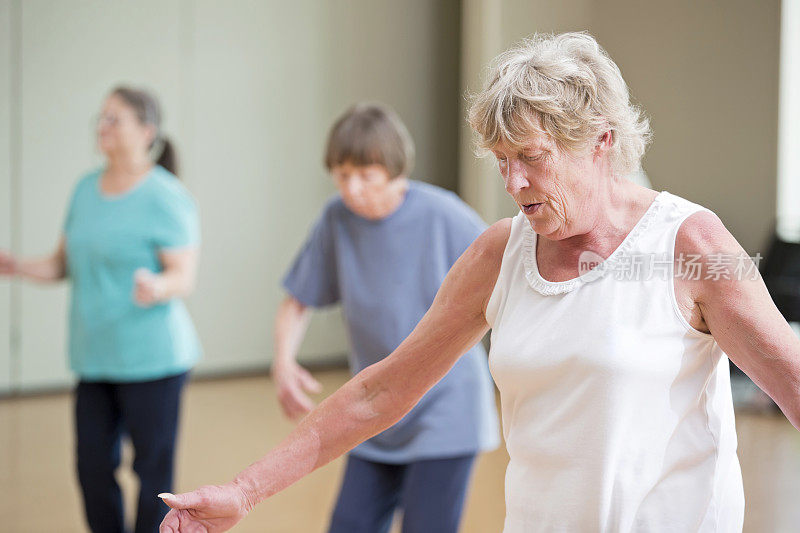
[{"xmin": 0, "ymin": 86, "xmax": 201, "ymax": 533}]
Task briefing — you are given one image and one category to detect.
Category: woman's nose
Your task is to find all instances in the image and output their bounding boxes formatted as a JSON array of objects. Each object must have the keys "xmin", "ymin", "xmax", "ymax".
[
  {"xmin": 345, "ymin": 180, "xmax": 363, "ymax": 197},
  {"xmin": 504, "ymin": 161, "xmax": 528, "ymax": 194}
]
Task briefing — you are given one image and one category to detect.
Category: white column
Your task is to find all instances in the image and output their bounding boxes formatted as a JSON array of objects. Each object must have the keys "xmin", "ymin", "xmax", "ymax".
[
  {"xmin": 0, "ymin": 0, "xmax": 14, "ymax": 394},
  {"xmin": 777, "ymin": 0, "xmax": 800, "ymax": 241}
]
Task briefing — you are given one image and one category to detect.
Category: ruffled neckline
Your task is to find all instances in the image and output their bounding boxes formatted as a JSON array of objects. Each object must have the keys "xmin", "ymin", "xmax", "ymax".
[{"xmin": 522, "ymin": 191, "xmax": 667, "ymax": 296}]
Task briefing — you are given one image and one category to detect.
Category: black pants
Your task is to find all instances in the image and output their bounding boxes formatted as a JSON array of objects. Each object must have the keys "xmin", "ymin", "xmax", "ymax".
[{"xmin": 75, "ymin": 372, "xmax": 187, "ymax": 533}]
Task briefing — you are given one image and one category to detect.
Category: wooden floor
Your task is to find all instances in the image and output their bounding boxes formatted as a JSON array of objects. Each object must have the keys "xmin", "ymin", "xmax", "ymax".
[{"xmin": 1, "ymin": 369, "xmax": 799, "ymax": 532}]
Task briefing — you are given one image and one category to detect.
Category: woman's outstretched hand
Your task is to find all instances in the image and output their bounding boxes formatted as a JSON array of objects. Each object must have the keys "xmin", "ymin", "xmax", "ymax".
[{"xmin": 159, "ymin": 482, "xmax": 253, "ymax": 533}]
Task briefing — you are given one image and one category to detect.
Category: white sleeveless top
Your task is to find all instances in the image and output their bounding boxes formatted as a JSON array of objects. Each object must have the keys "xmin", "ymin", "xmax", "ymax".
[{"xmin": 486, "ymin": 191, "xmax": 744, "ymax": 532}]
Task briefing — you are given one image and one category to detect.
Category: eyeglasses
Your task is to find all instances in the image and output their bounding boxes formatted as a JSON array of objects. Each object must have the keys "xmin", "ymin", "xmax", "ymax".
[{"xmin": 95, "ymin": 113, "xmax": 124, "ymax": 128}]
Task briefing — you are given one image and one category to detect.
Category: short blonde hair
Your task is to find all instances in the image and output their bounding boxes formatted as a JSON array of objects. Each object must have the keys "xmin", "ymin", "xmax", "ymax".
[
  {"xmin": 468, "ymin": 32, "xmax": 651, "ymax": 176},
  {"xmin": 324, "ymin": 103, "xmax": 415, "ymax": 179}
]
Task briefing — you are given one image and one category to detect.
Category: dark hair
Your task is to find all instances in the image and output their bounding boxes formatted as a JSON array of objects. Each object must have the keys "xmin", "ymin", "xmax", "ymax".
[
  {"xmin": 111, "ymin": 86, "xmax": 179, "ymax": 177},
  {"xmin": 324, "ymin": 103, "xmax": 415, "ymax": 179}
]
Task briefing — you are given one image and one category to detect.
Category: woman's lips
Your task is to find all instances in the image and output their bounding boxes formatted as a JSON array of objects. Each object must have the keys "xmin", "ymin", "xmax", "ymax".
[{"xmin": 521, "ymin": 202, "xmax": 543, "ymax": 215}]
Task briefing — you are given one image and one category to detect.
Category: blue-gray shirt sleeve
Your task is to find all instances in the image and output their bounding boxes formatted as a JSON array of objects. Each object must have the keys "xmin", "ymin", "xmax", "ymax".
[{"xmin": 282, "ymin": 206, "xmax": 340, "ymax": 307}]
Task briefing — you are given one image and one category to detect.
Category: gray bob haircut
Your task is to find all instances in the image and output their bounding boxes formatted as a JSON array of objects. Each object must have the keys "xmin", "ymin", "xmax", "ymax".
[
  {"xmin": 468, "ymin": 32, "xmax": 652, "ymax": 176},
  {"xmin": 324, "ymin": 103, "xmax": 415, "ymax": 179}
]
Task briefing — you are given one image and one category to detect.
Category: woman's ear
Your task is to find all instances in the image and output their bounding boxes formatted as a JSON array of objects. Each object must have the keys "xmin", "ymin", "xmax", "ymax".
[
  {"xmin": 144, "ymin": 123, "xmax": 158, "ymax": 150},
  {"xmin": 593, "ymin": 130, "xmax": 613, "ymax": 156},
  {"xmin": 598, "ymin": 130, "xmax": 613, "ymax": 148}
]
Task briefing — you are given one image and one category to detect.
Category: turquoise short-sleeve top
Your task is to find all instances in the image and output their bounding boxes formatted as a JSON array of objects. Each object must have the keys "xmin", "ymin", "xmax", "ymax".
[{"xmin": 64, "ymin": 166, "xmax": 202, "ymax": 382}]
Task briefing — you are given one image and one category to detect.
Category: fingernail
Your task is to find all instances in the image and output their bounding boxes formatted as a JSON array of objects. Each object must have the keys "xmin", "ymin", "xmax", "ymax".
[{"xmin": 158, "ymin": 493, "xmax": 174, "ymax": 499}]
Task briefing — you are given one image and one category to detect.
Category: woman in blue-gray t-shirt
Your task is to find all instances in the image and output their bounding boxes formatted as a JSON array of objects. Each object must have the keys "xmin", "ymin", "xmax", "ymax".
[
  {"xmin": 0, "ymin": 86, "xmax": 200, "ymax": 533},
  {"xmin": 273, "ymin": 103, "xmax": 499, "ymax": 533}
]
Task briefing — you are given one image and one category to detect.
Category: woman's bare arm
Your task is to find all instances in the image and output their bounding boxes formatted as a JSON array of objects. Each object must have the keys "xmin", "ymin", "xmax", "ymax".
[
  {"xmin": 677, "ymin": 211, "xmax": 800, "ymax": 429},
  {"xmin": 158, "ymin": 218, "xmax": 512, "ymax": 532},
  {"xmin": 271, "ymin": 295, "xmax": 322, "ymax": 420},
  {"xmin": 2, "ymin": 237, "xmax": 68, "ymax": 282}
]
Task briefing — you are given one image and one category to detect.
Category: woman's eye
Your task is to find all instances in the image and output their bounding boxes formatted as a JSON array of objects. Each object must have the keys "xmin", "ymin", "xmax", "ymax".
[{"xmin": 523, "ymin": 154, "xmax": 542, "ymax": 162}]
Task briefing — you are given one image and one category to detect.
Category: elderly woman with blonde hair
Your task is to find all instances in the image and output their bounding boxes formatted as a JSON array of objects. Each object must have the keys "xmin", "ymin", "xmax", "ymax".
[{"xmin": 160, "ymin": 32, "xmax": 799, "ymax": 532}]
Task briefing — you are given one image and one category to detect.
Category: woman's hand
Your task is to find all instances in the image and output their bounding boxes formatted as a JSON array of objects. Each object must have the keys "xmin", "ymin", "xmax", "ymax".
[
  {"xmin": 272, "ymin": 296, "xmax": 317, "ymax": 420},
  {"xmin": 134, "ymin": 248, "xmax": 199, "ymax": 306},
  {"xmin": 134, "ymin": 268, "xmax": 166, "ymax": 306},
  {"xmin": 0, "ymin": 250, "xmax": 17, "ymax": 276},
  {"xmin": 272, "ymin": 359, "xmax": 322, "ymax": 421},
  {"xmin": 159, "ymin": 482, "xmax": 253, "ymax": 533}
]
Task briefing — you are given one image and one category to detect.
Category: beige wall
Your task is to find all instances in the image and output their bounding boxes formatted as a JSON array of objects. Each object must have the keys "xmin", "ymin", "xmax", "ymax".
[
  {"xmin": 593, "ymin": 0, "xmax": 780, "ymax": 254},
  {"xmin": 2, "ymin": 0, "xmax": 461, "ymax": 391},
  {"xmin": 459, "ymin": 0, "xmax": 780, "ymax": 255},
  {"xmin": 185, "ymin": 1, "xmax": 344, "ymax": 377},
  {"xmin": 1, "ymin": 0, "xmax": 783, "ymax": 391},
  {"xmin": 321, "ymin": 0, "xmax": 463, "ymax": 192}
]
